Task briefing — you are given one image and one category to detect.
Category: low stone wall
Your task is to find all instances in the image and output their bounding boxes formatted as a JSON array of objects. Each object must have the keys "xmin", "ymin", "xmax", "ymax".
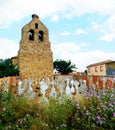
[
  {"xmin": 54, "ymin": 74, "xmax": 115, "ymax": 89},
  {"xmin": 0, "ymin": 75, "xmax": 115, "ymax": 96},
  {"xmin": 0, "ymin": 76, "xmax": 18, "ymax": 93}
]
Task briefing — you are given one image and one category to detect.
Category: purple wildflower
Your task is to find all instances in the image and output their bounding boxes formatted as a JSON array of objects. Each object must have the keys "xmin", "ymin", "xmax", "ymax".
[
  {"xmin": 76, "ymin": 103, "xmax": 80, "ymax": 109},
  {"xmin": 2, "ymin": 107, "xmax": 6, "ymax": 111},
  {"xmin": 99, "ymin": 120, "xmax": 103, "ymax": 125},
  {"xmin": 111, "ymin": 94, "xmax": 114, "ymax": 97},
  {"xmin": 26, "ymin": 113, "xmax": 29, "ymax": 117},
  {"xmin": 113, "ymin": 102, "xmax": 115, "ymax": 105},
  {"xmin": 109, "ymin": 102, "xmax": 113, "ymax": 107},
  {"xmin": 86, "ymin": 110, "xmax": 90, "ymax": 115},
  {"xmin": 18, "ymin": 119, "xmax": 23, "ymax": 124},
  {"xmin": 97, "ymin": 95, "xmax": 100, "ymax": 99},
  {"xmin": 20, "ymin": 120, "xmax": 22, "ymax": 124},
  {"xmin": 97, "ymin": 115, "xmax": 101, "ymax": 120},
  {"xmin": 110, "ymin": 107, "xmax": 113, "ymax": 111}
]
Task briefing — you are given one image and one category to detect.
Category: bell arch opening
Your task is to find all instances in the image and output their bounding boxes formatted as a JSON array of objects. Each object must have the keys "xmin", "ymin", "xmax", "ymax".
[
  {"xmin": 35, "ymin": 23, "xmax": 38, "ymax": 29},
  {"xmin": 38, "ymin": 31, "xmax": 44, "ymax": 42},
  {"xmin": 29, "ymin": 29, "xmax": 34, "ymax": 41}
]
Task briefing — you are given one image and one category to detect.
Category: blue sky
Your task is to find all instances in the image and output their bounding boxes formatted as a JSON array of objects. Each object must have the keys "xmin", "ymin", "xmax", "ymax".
[{"xmin": 0, "ymin": 0, "xmax": 115, "ymax": 71}]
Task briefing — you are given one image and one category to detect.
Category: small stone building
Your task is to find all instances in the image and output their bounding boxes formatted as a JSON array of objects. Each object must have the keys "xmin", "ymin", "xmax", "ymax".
[{"xmin": 12, "ymin": 14, "xmax": 53, "ymax": 80}]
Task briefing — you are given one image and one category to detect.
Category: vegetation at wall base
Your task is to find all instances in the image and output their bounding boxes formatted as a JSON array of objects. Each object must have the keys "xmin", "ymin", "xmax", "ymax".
[{"xmin": 0, "ymin": 87, "xmax": 115, "ymax": 130}]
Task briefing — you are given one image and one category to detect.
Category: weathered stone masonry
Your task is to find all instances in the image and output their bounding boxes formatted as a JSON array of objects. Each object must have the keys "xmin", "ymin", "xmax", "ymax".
[{"xmin": 14, "ymin": 14, "xmax": 53, "ymax": 80}]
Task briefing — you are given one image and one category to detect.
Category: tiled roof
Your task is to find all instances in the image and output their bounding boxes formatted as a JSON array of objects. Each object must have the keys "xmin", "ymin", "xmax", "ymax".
[{"xmin": 87, "ymin": 60, "xmax": 112, "ymax": 67}]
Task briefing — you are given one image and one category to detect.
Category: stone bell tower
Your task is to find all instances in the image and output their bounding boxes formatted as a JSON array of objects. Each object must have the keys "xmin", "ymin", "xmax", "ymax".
[{"xmin": 18, "ymin": 14, "xmax": 53, "ymax": 80}]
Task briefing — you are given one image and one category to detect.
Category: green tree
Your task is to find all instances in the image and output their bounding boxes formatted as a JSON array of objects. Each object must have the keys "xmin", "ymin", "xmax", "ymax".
[
  {"xmin": 53, "ymin": 59, "xmax": 77, "ymax": 74},
  {"xmin": 0, "ymin": 58, "xmax": 19, "ymax": 78}
]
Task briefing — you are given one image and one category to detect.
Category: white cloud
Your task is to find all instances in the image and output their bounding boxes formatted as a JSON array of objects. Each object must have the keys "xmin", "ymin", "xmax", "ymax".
[
  {"xmin": 100, "ymin": 14, "xmax": 115, "ymax": 41},
  {"xmin": 50, "ymin": 14, "xmax": 59, "ymax": 22},
  {"xmin": 79, "ymin": 43, "xmax": 89, "ymax": 47},
  {"xmin": 0, "ymin": 38, "xmax": 115, "ymax": 72},
  {"xmin": 92, "ymin": 21, "xmax": 101, "ymax": 31},
  {"xmin": 0, "ymin": 0, "xmax": 115, "ymax": 27},
  {"xmin": 65, "ymin": 0, "xmax": 115, "ymax": 18},
  {"xmin": 0, "ymin": 0, "xmax": 115, "ymax": 72},
  {"xmin": 92, "ymin": 14, "xmax": 115, "ymax": 42},
  {"xmin": 60, "ymin": 31, "xmax": 70, "ymax": 36},
  {"xmin": 74, "ymin": 51, "xmax": 115, "ymax": 71},
  {"xmin": 100, "ymin": 34, "xmax": 115, "ymax": 42},
  {"xmin": 52, "ymin": 42, "xmax": 115, "ymax": 71},
  {"xmin": 75, "ymin": 28, "xmax": 86, "ymax": 35},
  {"xmin": 52, "ymin": 42, "xmax": 81, "ymax": 55},
  {"xmin": 0, "ymin": 38, "xmax": 19, "ymax": 59}
]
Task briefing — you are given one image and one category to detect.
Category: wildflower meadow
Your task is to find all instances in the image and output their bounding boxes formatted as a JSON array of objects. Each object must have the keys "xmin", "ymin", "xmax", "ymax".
[{"xmin": 0, "ymin": 82, "xmax": 115, "ymax": 130}]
